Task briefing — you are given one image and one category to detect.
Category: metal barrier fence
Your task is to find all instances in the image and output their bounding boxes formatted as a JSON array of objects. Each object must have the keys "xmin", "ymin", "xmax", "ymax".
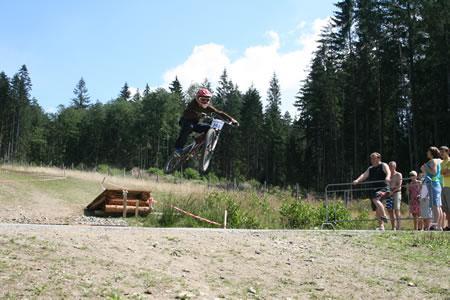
[{"xmin": 321, "ymin": 178, "xmax": 418, "ymax": 229}]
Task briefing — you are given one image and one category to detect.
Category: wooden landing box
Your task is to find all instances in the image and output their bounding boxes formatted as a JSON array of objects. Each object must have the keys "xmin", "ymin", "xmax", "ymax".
[{"xmin": 84, "ymin": 189, "xmax": 153, "ymax": 217}]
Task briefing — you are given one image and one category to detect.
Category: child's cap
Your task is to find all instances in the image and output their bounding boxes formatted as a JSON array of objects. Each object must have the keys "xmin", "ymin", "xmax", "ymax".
[{"xmin": 409, "ymin": 170, "xmax": 417, "ymax": 177}]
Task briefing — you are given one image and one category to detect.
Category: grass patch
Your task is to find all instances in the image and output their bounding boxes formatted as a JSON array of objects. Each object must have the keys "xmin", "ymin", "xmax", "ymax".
[{"xmin": 371, "ymin": 232, "xmax": 450, "ymax": 264}]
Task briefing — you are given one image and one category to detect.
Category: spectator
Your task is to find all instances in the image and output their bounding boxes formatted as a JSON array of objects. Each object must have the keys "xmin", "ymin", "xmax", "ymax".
[
  {"xmin": 353, "ymin": 152, "xmax": 390, "ymax": 231},
  {"xmin": 386, "ymin": 161, "xmax": 403, "ymax": 230},
  {"xmin": 421, "ymin": 146, "xmax": 444, "ymax": 230},
  {"xmin": 439, "ymin": 146, "xmax": 450, "ymax": 231},
  {"xmin": 407, "ymin": 171, "xmax": 422, "ymax": 230},
  {"xmin": 419, "ymin": 175, "xmax": 432, "ymax": 230}
]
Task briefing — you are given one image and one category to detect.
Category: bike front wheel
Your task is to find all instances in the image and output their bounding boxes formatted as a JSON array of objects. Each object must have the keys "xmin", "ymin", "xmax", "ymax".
[
  {"xmin": 164, "ymin": 153, "xmax": 184, "ymax": 174},
  {"xmin": 201, "ymin": 129, "xmax": 219, "ymax": 172}
]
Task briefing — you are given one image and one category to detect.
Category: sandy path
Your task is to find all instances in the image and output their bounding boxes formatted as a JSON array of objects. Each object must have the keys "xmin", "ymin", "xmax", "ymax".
[{"xmin": 0, "ymin": 224, "xmax": 448, "ymax": 299}]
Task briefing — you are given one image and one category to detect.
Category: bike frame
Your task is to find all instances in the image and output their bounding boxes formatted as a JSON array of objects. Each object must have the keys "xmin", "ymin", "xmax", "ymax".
[{"xmin": 164, "ymin": 114, "xmax": 236, "ymax": 173}]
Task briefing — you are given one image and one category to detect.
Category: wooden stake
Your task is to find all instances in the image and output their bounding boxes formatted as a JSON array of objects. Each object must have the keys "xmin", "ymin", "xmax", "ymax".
[
  {"xmin": 135, "ymin": 196, "xmax": 140, "ymax": 217},
  {"xmin": 224, "ymin": 210, "xmax": 228, "ymax": 229},
  {"xmin": 122, "ymin": 190, "xmax": 128, "ymax": 218}
]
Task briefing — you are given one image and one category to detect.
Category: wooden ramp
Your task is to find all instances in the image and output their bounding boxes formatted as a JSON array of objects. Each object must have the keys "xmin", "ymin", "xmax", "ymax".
[{"xmin": 85, "ymin": 189, "xmax": 153, "ymax": 217}]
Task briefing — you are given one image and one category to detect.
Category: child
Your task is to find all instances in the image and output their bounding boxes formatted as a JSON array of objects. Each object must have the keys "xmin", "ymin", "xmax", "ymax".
[
  {"xmin": 419, "ymin": 174, "xmax": 432, "ymax": 230},
  {"xmin": 407, "ymin": 171, "xmax": 422, "ymax": 230}
]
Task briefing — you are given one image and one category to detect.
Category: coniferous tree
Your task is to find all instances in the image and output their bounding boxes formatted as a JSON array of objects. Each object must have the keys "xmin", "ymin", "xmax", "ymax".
[
  {"xmin": 119, "ymin": 82, "xmax": 131, "ymax": 100},
  {"xmin": 169, "ymin": 76, "xmax": 184, "ymax": 107},
  {"xmin": 240, "ymin": 86, "xmax": 264, "ymax": 179},
  {"xmin": 71, "ymin": 77, "xmax": 91, "ymax": 109},
  {"xmin": 143, "ymin": 84, "xmax": 151, "ymax": 97},
  {"xmin": 10, "ymin": 65, "xmax": 32, "ymax": 161},
  {"xmin": 211, "ymin": 70, "xmax": 238, "ymax": 178},
  {"xmin": 169, "ymin": 76, "xmax": 183, "ymax": 96},
  {"xmin": 0, "ymin": 72, "xmax": 11, "ymax": 160},
  {"xmin": 264, "ymin": 73, "xmax": 286, "ymax": 185},
  {"xmin": 214, "ymin": 69, "xmax": 233, "ymax": 109}
]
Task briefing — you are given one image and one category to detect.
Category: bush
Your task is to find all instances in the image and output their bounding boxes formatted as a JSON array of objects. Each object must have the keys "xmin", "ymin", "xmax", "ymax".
[
  {"xmin": 184, "ymin": 168, "xmax": 201, "ymax": 180},
  {"xmin": 148, "ymin": 167, "xmax": 164, "ymax": 176},
  {"xmin": 317, "ymin": 201, "xmax": 353, "ymax": 229},
  {"xmin": 280, "ymin": 200, "xmax": 320, "ymax": 229},
  {"xmin": 280, "ymin": 200, "xmax": 352, "ymax": 229},
  {"xmin": 199, "ymin": 192, "xmax": 260, "ymax": 229},
  {"xmin": 173, "ymin": 170, "xmax": 183, "ymax": 179},
  {"xmin": 246, "ymin": 179, "xmax": 261, "ymax": 189},
  {"xmin": 226, "ymin": 198, "xmax": 260, "ymax": 228},
  {"xmin": 97, "ymin": 164, "xmax": 109, "ymax": 174},
  {"xmin": 204, "ymin": 172, "xmax": 219, "ymax": 184}
]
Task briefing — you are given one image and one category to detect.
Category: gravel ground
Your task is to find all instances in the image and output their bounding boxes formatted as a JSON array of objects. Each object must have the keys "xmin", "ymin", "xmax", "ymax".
[{"xmin": 0, "ymin": 224, "xmax": 448, "ymax": 299}]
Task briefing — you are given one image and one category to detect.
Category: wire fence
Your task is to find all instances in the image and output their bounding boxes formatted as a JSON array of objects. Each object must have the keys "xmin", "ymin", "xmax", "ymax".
[{"xmin": 321, "ymin": 178, "xmax": 421, "ymax": 229}]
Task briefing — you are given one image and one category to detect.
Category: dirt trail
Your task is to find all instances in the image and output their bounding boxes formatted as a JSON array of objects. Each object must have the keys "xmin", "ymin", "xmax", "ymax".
[{"xmin": 0, "ymin": 224, "xmax": 448, "ymax": 299}]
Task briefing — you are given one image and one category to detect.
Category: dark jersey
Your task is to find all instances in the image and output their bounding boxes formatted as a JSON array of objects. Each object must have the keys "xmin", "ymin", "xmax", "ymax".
[
  {"xmin": 183, "ymin": 99, "xmax": 232, "ymax": 122},
  {"xmin": 368, "ymin": 163, "xmax": 389, "ymax": 189}
]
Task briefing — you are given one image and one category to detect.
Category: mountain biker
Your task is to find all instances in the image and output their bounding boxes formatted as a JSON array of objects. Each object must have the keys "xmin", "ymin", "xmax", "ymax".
[{"xmin": 174, "ymin": 88, "xmax": 238, "ymax": 155}]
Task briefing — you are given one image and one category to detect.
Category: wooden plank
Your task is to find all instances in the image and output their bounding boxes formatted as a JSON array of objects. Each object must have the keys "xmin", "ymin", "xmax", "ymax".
[
  {"xmin": 107, "ymin": 199, "xmax": 149, "ymax": 206},
  {"xmin": 104, "ymin": 205, "xmax": 150, "ymax": 214}
]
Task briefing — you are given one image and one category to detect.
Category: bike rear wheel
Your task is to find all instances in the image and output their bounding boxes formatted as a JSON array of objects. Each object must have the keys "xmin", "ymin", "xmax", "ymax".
[{"xmin": 201, "ymin": 129, "xmax": 219, "ymax": 172}]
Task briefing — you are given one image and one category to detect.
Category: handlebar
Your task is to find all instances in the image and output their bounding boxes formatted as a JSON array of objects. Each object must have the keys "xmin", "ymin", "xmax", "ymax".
[{"xmin": 200, "ymin": 113, "xmax": 239, "ymax": 127}]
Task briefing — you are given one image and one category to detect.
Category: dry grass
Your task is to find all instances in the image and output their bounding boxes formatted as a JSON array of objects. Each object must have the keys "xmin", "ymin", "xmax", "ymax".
[{"xmin": 0, "ymin": 164, "xmax": 212, "ymax": 198}]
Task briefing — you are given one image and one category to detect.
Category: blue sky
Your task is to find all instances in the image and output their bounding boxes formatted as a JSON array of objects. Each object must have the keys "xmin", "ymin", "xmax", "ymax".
[{"xmin": 0, "ymin": 0, "xmax": 336, "ymax": 114}]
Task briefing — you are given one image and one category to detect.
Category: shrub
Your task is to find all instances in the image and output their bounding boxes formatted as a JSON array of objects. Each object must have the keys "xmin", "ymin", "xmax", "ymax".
[
  {"xmin": 184, "ymin": 168, "xmax": 201, "ymax": 180},
  {"xmin": 173, "ymin": 171, "xmax": 183, "ymax": 179},
  {"xmin": 148, "ymin": 167, "xmax": 164, "ymax": 176},
  {"xmin": 97, "ymin": 164, "xmax": 109, "ymax": 174},
  {"xmin": 204, "ymin": 172, "xmax": 219, "ymax": 184},
  {"xmin": 225, "ymin": 197, "xmax": 260, "ymax": 229},
  {"xmin": 317, "ymin": 201, "xmax": 353, "ymax": 229},
  {"xmin": 246, "ymin": 179, "xmax": 261, "ymax": 189},
  {"xmin": 280, "ymin": 200, "xmax": 320, "ymax": 229}
]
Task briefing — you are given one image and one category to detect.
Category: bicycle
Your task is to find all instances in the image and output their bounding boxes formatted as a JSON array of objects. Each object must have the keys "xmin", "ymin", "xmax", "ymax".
[{"xmin": 164, "ymin": 114, "xmax": 238, "ymax": 174}]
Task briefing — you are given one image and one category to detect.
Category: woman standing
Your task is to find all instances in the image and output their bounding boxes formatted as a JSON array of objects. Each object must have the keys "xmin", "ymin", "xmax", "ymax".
[{"xmin": 421, "ymin": 147, "xmax": 444, "ymax": 230}]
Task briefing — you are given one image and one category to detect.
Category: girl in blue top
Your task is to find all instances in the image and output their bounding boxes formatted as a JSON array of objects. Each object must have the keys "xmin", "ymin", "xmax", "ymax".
[{"xmin": 421, "ymin": 146, "xmax": 444, "ymax": 230}]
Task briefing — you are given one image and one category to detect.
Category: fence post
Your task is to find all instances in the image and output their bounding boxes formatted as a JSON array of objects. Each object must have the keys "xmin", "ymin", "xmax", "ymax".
[
  {"xmin": 122, "ymin": 190, "xmax": 128, "ymax": 218},
  {"xmin": 325, "ymin": 186, "xmax": 329, "ymax": 223},
  {"xmin": 135, "ymin": 197, "xmax": 140, "ymax": 217},
  {"xmin": 321, "ymin": 184, "xmax": 335, "ymax": 230},
  {"xmin": 223, "ymin": 210, "xmax": 228, "ymax": 229}
]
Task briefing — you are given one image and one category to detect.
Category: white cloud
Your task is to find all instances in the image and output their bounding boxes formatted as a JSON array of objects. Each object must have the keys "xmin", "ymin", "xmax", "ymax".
[
  {"xmin": 44, "ymin": 106, "xmax": 57, "ymax": 114},
  {"xmin": 163, "ymin": 43, "xmax": 231, "ymax": 89},
  {"xmin": 163, "ymin": 17, "xmax": 330, "ymax": 115},
  {"xmin": 128, "ymin": 86, "xmax": 141, "ymax": 97}
]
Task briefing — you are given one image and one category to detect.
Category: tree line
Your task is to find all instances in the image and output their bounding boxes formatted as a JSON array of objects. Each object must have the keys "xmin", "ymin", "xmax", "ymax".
[
  {"xmin": 294, "ymin": 0, "xmax": 449, "ymax": 189},
  {"xmin": 0, "ymin": 0, "xmax": 448, "ymax": 190}
]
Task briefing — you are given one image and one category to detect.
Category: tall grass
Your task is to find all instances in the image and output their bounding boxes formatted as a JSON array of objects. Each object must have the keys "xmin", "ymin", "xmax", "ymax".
[{"xmin": 0, "ymin": 164, "xmax": 434, "ymax": 230}]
